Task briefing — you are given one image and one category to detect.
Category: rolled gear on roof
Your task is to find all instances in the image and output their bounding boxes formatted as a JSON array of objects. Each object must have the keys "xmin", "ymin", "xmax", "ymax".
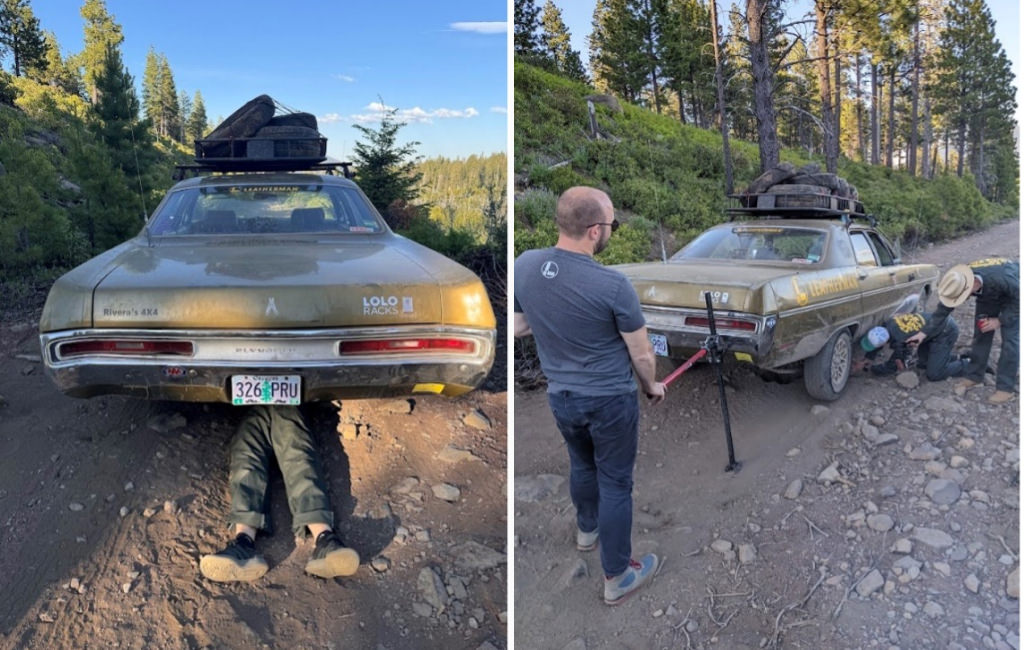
[{"xmin": 195, "ymin": 95, "xmax": 326, "ymax": 167}]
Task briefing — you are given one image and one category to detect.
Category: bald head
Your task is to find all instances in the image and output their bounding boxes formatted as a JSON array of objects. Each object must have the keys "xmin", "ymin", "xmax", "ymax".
[{"xmin": 556, "ymin": 186, "xmax": 613, "ymax": 238}]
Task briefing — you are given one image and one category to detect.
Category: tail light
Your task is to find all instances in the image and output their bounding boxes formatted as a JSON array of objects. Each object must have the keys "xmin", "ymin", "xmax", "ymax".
[
  {"xmin": 339, "ymin": 338, "xmax": 476, "ymax": 355},
  {"xmin": 684, "ymin": 317, "xmax": 756, "ymax": 332},
  {"xmin": 57, "ymin": 340, "xmax": 195, "ymax": 359}
]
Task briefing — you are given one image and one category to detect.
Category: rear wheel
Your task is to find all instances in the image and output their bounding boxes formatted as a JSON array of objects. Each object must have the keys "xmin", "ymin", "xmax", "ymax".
[{"xmin": 803, "ymin": 329, "xmax": 852, "ymax": 401}]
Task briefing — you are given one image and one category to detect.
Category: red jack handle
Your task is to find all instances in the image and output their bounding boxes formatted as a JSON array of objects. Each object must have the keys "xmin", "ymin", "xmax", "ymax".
[{"xmin": 660, "ymin": 347, "xmax": 708, "ymax": 388}]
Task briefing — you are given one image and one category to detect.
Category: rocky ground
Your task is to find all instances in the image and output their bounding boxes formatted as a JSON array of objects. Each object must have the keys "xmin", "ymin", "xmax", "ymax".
[
  {"xmin": 514, "ymin": 220, "xmax": 1019, "ymax": 650},
  {"xmin": 0, "ymin": 316, "xmax": 507, "ymax": 648}
]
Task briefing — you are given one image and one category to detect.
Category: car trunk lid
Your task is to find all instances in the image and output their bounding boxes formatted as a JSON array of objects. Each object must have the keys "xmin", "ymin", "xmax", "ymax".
[{"xmin": 617, "ymin": 261, "xmax": 795, "ymax": 313}]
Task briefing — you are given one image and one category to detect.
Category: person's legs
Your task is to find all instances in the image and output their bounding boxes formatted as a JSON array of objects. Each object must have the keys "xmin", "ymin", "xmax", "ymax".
[
  {"xmin": 965, "ymin": 299, "xmax": 999, "ymax": 383},
  {"xmin": 924, "ymin": 319, "xmax": 968, "ymax": 381},
  {"xmin": 588, "ymin": 392, "xmax": 639, "ymax": 579},
  {"xmin": 994, "ymin": 312, "xmax": 1018, "ymax": 394},
  {"xmin": 268, "ymin": 406, "xmax": 358, "ymax": 577},
  {"xmin": 548, "ymin": 391, "xmax": 600, "ymax": 545}
]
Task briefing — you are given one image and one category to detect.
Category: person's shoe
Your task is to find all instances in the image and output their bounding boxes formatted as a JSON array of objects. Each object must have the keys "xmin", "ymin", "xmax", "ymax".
[
  {"xmin": 604, "ymin": 553, "xmax": 659, "ymax": 606},
  {"xmin": 988, "ymin": 390, "xmax": 1015, "ymax": 404},
  {"xmin": 955, "ymin": 378, "xmax": 980, "ymax": 391},
  {"xmin": 577, "ymin": 527, "xmax": 599, "ymax": 552},
  {"xmin": 199, "ymin": 533, "xmax": 269, "ymax": 582},
  {"xmin": 305, "ymin": 530, "xmax": 360, "ymax": 578}
]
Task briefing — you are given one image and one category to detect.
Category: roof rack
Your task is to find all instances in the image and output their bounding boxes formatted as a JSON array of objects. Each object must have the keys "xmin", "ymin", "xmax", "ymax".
[
  {"xmin": 173, "ymin": 158, "xmax": 354, "ymax": 181},
  {"xmin": 726, "ymin": 193, "xmax": 873, "ymax": 226}
]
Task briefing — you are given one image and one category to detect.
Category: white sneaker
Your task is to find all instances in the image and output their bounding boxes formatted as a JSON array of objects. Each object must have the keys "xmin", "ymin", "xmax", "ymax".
[
  {"xmin": 577, "ymin": 527, "xmax": 599, "ymax": 551},
  {"xmin": 604, "ymin": 553, "xmax": 658, "ymax": 605}
]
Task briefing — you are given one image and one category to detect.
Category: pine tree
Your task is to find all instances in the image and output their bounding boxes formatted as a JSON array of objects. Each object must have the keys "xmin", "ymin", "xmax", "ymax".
[
  {"xmin": 539, "ymin": 0, "xmax": 586, "ymax": 81},
  {"xmin": 30, "ymin": 31, "xmax": 82, "ymax": 95},
  {"xmin": 0, "ymin": 0, "xmax": 48, "ymax": 77},
  {"xmin": 514, "ymin": 0, "xmax": 542, "ymax": 55},
  {"xmin": 657, "ymin": 0, "xmax": 714, "ymax": 126},
  {"xmin": 352, "ymin": 107, "xmax": 424, "ymax": 225},
  {"xmin": 142, "ymin": 47, "xmax": 160, "ymax": 129},
  {"xmin": 186, "ymin": 90, "xmax": 208, "ymax": 142},
  {"xmin": 78, "ymin": 0, "xmax": 123, "ymax": 103},
  {"xmin": 590, "ymin": 0, "xmax": 648, "ymax": 102},
  {"xmin": 177, "ymin": 90, "xmax": 191, "ymax": 143},
  {"xmin": 157, "ymin": 54, "xmax": 179, "ymax": 140}
]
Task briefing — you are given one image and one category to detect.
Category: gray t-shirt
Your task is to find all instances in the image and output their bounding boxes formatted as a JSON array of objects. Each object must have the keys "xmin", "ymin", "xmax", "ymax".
[{"xmin": 514, "ymin": 247, "xmax": 645, "ymax": 395}]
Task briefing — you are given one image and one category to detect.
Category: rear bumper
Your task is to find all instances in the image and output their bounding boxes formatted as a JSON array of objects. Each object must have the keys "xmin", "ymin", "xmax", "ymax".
[
  {"xmin": 641, "ymin": 306, "xmax": 775, "ymax": 364},
  {"xmin": 40, "ymin": 325, "xmax": 495, "ymax": 402}
]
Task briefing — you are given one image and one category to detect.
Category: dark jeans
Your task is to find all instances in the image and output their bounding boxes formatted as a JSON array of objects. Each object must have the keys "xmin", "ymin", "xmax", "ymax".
[
  {"xmin": 918, "ymin": 317, "xmax": 968, "ymax": 381},
  {"xmin": 966, "ymin": 298, "xmax": 1020, "ymax": 391},
  {"xmin": 548, "ymin": 390, "xmax": 639, "ymax": 577},
  {"xmin": 228, "ymin": 405, "xmax": 334, "ymax": 537}
]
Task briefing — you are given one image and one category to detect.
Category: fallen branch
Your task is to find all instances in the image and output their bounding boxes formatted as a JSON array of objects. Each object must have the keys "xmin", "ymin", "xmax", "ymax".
[
  {"xmin": 770, "ymin": 565, "xmax": 827, "ymax": 648},
  {"xmin": 986, "ymin": 532, "xmax": 1018, "ymax": 561},
  {"xmin": 801, "ymin": 514, "xmax": 829, "ymax": 538}
]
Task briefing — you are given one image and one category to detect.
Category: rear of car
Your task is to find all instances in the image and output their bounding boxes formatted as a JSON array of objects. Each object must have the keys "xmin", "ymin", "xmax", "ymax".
[{"xmin": 39, "ymin": 173, "xmax": 496, "ymax": 404}]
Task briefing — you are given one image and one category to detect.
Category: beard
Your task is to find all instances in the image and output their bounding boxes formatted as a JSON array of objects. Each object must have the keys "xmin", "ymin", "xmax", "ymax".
[{"xmin": 593, "ymin": 232, "xmax": 610, "ymax": 255}]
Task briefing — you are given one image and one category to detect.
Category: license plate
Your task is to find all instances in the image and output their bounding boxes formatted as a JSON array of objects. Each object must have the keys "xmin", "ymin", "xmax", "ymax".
[
  {"xmin": 649, "ymin": 333, "xmax": 668, "ymax": 357},
  {"xmin": 231, "ymin": 375, "xmax": 301, "ymax": 405}
]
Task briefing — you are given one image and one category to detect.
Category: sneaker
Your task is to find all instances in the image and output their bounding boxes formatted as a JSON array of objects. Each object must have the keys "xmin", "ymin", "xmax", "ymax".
[
  {"xmin": 988, "ymin": 390, "xmax": 1015, "ymax": 404},
  {"xmin": 577, "ymin": 527, "xmax": 599, "ymax": 552},
  {"xmin": 604, "ymin": 553, "xmax": 659, "ymax": 606},
  {"xmin": 305, "ymin": 530, "xmax": 360, "ymax": 578},
  {"xmin": 955, "ymin": 378, "xmax": 980, "ymax": 390},
  {"xmin": 199, "ymin": 533, "xmax": 269, "ymax": 582}
]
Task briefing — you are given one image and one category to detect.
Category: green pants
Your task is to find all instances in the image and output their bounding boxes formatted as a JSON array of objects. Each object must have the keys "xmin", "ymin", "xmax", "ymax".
[{"xmin": 227, "ymin": 405, "xmax": 334, "ymax": 537}]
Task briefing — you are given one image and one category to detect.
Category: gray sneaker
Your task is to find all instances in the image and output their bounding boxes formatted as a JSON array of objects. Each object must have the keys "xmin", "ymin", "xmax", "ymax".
[
  {"xmin": 604, "ymin": 553, "xmax": 658, "ymax": 605},
  {"xmin": 199, "ymin": 533, "xmax": 269, "ymax": 582},
  {"xmin": 577, "ymin": 526, "xmax": 599, "ymax": 551}
]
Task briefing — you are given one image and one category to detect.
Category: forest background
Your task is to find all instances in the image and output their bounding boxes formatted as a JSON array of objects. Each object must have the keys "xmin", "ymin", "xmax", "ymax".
[{"xmin": 0, "ymin": 0, "xmax": 506, "ymax": 307}]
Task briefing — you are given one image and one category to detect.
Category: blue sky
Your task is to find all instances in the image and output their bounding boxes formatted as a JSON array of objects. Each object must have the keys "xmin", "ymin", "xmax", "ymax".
[
  {"xmin": 552, "ymin": 0, "xmax": 1020, "ymax": 113},
  {"xmin": 31, "ymin": 1, "xmax": 508, "ymax": 160}
]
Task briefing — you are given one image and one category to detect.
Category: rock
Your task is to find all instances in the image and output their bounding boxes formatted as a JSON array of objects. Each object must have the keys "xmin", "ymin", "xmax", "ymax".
[
  {"xmin": 786, "ymin": 447, "xmax": 801, "ymax": 457},
  {"xmin": 923, "ymin": 601, "xmax": 945, "ymax": 618},
  {"xmin": 896, "ymin": 371, "xmax": 920, "ymax": 389},
  {"xmin": 123, "ymin": 481, "xmax": 134, "ymax": 492},
  {"xmin": 119, "ymin": 506, "xmax": 129, "ymax": 517},
  {"xmin": 1008, "ymin": 567, "xmax": 1019, "ymax": 599},
  {"xmin": 711, "ymin": 539, "xmax": 733, "ymax": 554},
  {"xmin": 463, "ymin": 408, "xmax": 492, "ymax": 430},
  {"xmin": 69, "ymin": 578, "xmax": 81, "ymax": 592},
  {"xmin": 38, "ymin": 612, "xmax": 55, "ymax": 623},
  {"xmin": 383, "ymin": 399, "xmax": 413, "ymax": 414},
  {"xmin": 908, "ymin": 443, "xmax": 942, "ymax": 461},
  {"xmin": 438, "ymin": 445, "xmax": 480, "ymax": 464},
  {"xmin": 392, "ymin": 477, "xmax": 420, "ymax": 495},
  {"xmin": 147, "ymin": 412, "xmax": 187, "ymax": 433},
  {"xmin": 163, "ymin": 500, "xmax": 177, "ymax": 514},
  {"xmin": 784, "ymin": 479, "xmax": 803, "ymax": 500},
  {"xmin": 585, "ymin": 93, "xmax": 623, "ymax": 113},
  {"xmin": 965, "ymin": 574, "xmax": 981, "ymax": 593},
  {"xmin": 432, "ymin": 483, "xmax": 461, "ymax": 502},
  {"xmin": 738, "ymin": 544, "xmax": 757, "ymax": 565},
  {"xmin": 68, "ymin": 502, "xmax": 84, "ymax": 512},
  {"xmin": 867, "ymin": 514, "xmax": 894, "ymax": 532},
  {"xmin": 856, "ymin": 569, "xmax": 885, "ymax": 597},
  {"xmin": 817, "ymin": 461, "xmax": 841, "ymax": 483},
  {"xmin": 412, "ymin": 602, "xmax": 433, "ymax": 617},
  {"xmin": 562, "ymin": 558, "xmax": 589, "ymax": 586},
  {"xmin": 121, "ymin": 582, "xmax": 132, "ymax": 594},
  {"xmin": 893, "ymin": 556, "xmax": 923, "ymax": 581},
  {"xmin": 912, "ymin": 527, "xmax": 954, "ymax": 548},
  {"xmin": 142, "ymin": 507, "xmax": 158, "ymax": 518},
  {"xmin": 371, "ymin": 557, "xmax": 391, "ymax": 573},
  {"xmin": 950, "ymin": 455, "xmax": 969, "ymax": 468},
  {"xmin": 860, "ymin": 422, "xmax": 880, "ymax": 440},
  {"xmin": 338, "ymin": 423, "xmax": 358, "ymax": 440},
  {"xmin": 925, "ymin": 479, "xmax": 961, "ymax": 505},
  {"xmin": 891, "ymin": 539, "xmax": 913, "ymax": 554},
  {"xmin": 933, "ymin": 562, "xmax": 952, "ymax": 577},
  {"xmin": 562, "ymin": 638, "xmax": 588, "ymax": 650},
  {"xmin": 451, "ymin": 541, "xmax": 506, "ymax": 571},
  {"xmin": 652, "ymin": 609, "xmax": 664, "ymax": 618},
  {"xmin": 924, "ymin": 396, "xmax": 965, "ymax": 414},
  {"xmin": 872, "ymin": 434, "xmax": 900, "ymax": 447},
  {"xmin": 811, "ymin": 405, "xmax": 830, "ymax": 416},
  {"xmin": 514, "ymin": 474, "xmax": 564, "ymax": 502},
  {"xmin": 418, "ymin": 567, "xmax": 447, "ymax": 612}
]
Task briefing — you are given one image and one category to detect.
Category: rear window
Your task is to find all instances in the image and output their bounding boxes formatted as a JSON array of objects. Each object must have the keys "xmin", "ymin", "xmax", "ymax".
[
  {"xmin": 672, "ymin": 226, "xmax": 827, "ymax": 264},
  {"xmin": 147, "ymin": 183, "xmax": 385, "ymax": 235}
]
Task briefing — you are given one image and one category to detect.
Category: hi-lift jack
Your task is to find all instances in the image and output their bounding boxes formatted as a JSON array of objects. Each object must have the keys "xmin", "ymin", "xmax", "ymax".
[{"xmin": 656, "ymin": 292, "xmax": 742, "ymax": 473}]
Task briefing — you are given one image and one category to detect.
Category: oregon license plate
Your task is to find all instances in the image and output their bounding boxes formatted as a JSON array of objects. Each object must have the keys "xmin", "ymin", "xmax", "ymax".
[
  {"xmin": 231, "ymin": 375, "xmax": 301, "ymax": 405},
  {"xmin": 649, "ymin": 333, "xmax": 668, "ymax": 357}
]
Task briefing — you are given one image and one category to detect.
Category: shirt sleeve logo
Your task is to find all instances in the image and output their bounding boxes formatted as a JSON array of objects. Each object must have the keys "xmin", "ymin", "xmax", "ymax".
[{"xmin": 541, "ymin": 261, "xmax": 559, "ymax": 279}]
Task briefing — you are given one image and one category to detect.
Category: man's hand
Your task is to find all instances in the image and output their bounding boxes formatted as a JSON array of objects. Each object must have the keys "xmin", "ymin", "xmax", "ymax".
[
  {"xmin": 894, "ymin": 359, "xmax": 905, "ymax": 372},
  {"xmin": 645, "ymin": 381, "xmax": 666, "ymax": 404},
  {"xmin": 978, "ymin": 317, "xmax": 1001, "ymax": 333},
  {"xmin": 852, "ymin": 359, "xmax": 871, "ymax": 373},
  {"xmin": 905, "ymin": 332, "xmax": 926, "ymax": 347}
]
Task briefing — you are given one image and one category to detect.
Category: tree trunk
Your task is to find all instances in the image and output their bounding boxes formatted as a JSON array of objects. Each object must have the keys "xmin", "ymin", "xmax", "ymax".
[
  {"xmin": 921, "ymin": 94, "xmax": 932, "ymax": 178},
  {"xmin": 834, "ymin": 47, "xmax": 841, "ymax": 159},
  {"xmin": 908, "ymin": 16, "xmax": 920, "ymax": 176},
  {"xmin": 871, "ymin": 63, "xmax": 880, "ymax": 165},
  {"xmin": 815, "ymin": 1, "xmax": 837, "ymax": 173},
  {"xmin": 747, "ymin": 0, "xmax": 780, "ymax": 171},
  {"xmin": 885, "ymin": 66, "xmax": 896, "ymax": 168},
  {"xmin": 856, "ymin": 53, "xmax": 865, "ymax": 162},
  {"xmin": 956, "ymin": 119, "xmax": 965, "ymax": 177},
  {"xmin": 710, "ymin": 0, "xmax": 734, "ymax": 194},
  {"xmin": 642, "ymin": 0, "xmax": 661, "ymax": 114},
  {"xmin": 677, "ymin": 90, "xmax": 687, "ymax": 125}
]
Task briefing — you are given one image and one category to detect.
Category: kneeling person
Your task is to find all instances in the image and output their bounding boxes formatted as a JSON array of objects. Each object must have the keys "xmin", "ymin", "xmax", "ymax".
[{"xmin": 854, "ymin": 312, "xmax": 967, "ymax": 381}]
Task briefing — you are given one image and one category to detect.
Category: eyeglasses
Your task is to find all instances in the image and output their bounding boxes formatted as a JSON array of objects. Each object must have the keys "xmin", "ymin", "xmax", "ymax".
[{"xmin": 586, "ymin": 219, "xmax": 619, "ymax": 233}]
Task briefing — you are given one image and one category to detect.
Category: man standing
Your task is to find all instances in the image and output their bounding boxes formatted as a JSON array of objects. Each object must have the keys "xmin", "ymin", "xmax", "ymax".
[
  {"xmin": 932, "ymin": 258, "xmax": 1018, "ymax": 404},
  {"xmin": 853, "ymin": 312, "xmax": 968, "ymax": 381},
  {"xmin": 514, "ymin": 186, "xmax": 666, "ymax": 606}
]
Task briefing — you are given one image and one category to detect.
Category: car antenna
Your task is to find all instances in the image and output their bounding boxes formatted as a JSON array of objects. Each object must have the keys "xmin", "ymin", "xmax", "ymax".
[
  {"xmin": 649, "ymin": 143, "xmax": 667, "ymax": 262},
  {"xmin": 128, "ymin": 120, "xmax": 149, "ymax": 224}
]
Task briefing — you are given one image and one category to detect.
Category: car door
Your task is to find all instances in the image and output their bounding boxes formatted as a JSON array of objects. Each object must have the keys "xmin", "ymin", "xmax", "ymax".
[{"xmin": 849, "ymin": 229, "xmax": 894, "ymax": 324}]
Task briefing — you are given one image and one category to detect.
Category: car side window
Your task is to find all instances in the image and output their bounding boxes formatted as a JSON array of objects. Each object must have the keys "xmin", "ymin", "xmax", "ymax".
[
  {"xmin": 850, "ymin": 232, "xmax": 878, "ymax": 266},
  {"xmin": 867, "ymin": 232, "xmax": 895, "ymax": 266}
]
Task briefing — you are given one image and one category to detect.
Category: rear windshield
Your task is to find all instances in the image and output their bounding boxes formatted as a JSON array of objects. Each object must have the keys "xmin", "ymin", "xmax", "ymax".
[
  {"xmin": 147, "ymin": 183, "xmax": 385, "ymax": 235},
  {"xmin": 672, "ymin": 225, "xmax": 827, "ymax": 264}
]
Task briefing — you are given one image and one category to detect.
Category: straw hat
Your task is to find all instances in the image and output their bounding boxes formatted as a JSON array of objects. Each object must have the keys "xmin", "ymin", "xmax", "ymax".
[
  {"xmin": 860, "ymin": 326, "xmax": 890, "ymax": 352},
  {"xmin": 937, "ymin": 264, "xmax": 975, "ymax": 308}
]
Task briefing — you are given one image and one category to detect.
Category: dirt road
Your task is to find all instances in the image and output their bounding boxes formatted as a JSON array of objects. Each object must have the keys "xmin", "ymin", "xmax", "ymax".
[
  {"xmin": 0, "ymin": 319, "xmax": 507, "ymax": 648},
  {"xmin": 514, "ymin": 220, "xmax": 1019, "ymax": 649}
]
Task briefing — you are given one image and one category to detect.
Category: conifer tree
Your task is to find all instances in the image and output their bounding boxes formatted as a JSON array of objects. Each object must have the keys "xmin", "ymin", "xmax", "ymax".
[
  {"xmin": 30, "ymin": 31, "xmax": 82, "ymax": 95},
  {"xmin": 78, "ymin": 0, "xmax": 123, "ymax": 103},
  {"xmin": 142, "ymin": 47, "xmax": 160, "ymax": 128},
  {"xmin": 514, "ymin": 0, "xmax": 542, "ymax": 55},
  {"xmin": 352, "ymin": 107, "xmax": 423, "ymax": 225},
  {"xmin": 0, "ymin": 0, "xmax": 48, "ymax": 77},
  {"xmin": 590, "ymin": 0, "xmax": 648, "ymax": 102},
  {"xmin": 186, "ymin": 90, "xmax": 208, "ymax": 141},
  {"xmin": 539, "ymin": 0, "xmax": 586, "ymax": 81},
  {"xmin": 157, "ymin": 54, "xmax": 179, "ymax": 139}
]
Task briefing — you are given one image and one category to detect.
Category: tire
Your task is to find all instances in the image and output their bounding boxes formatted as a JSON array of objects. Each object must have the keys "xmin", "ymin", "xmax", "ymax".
[
  {"xmin": 251, "ymin": 125, "xmax": 324, "ymax": 158},
  {"xmin": 803, "ymin": 329, "xmax": 853, "ymax": 401},
  {"xmin": 206, "ymin": 94, "xmax": 275, "ymax": 140},
  {"xmin": 745, "ymin": 162, "xmax": 796, "ymax": 194},
  {"xmin": 267, "ymin": 112, "xmax": 318, "ymax": 130}
]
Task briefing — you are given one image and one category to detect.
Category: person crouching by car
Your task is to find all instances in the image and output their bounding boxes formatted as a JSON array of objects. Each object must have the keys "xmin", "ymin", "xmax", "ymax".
[{"xmin": 852, "ymin": 312, "xmax": 968, "ymax": 381}]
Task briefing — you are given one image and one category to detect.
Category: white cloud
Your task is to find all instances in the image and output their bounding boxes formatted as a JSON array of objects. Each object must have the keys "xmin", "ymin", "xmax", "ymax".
[
  {"xmin": 332, "ymin": 74, "xmax": 356, "ymax": 83},
  {"xmin": 450, "ymin": 21, "xmax": 506, "ymax": 34},
  {"xmin": 320, "ymin": 113, "xmax": 346, "ymax": 124},
  {"xmin": 490, "ymin": 106, "xmax": 507, "ymax": 114},
  {"xmin": 348, "ymin": 102, "xmax": 481, "ymax": 125}
]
